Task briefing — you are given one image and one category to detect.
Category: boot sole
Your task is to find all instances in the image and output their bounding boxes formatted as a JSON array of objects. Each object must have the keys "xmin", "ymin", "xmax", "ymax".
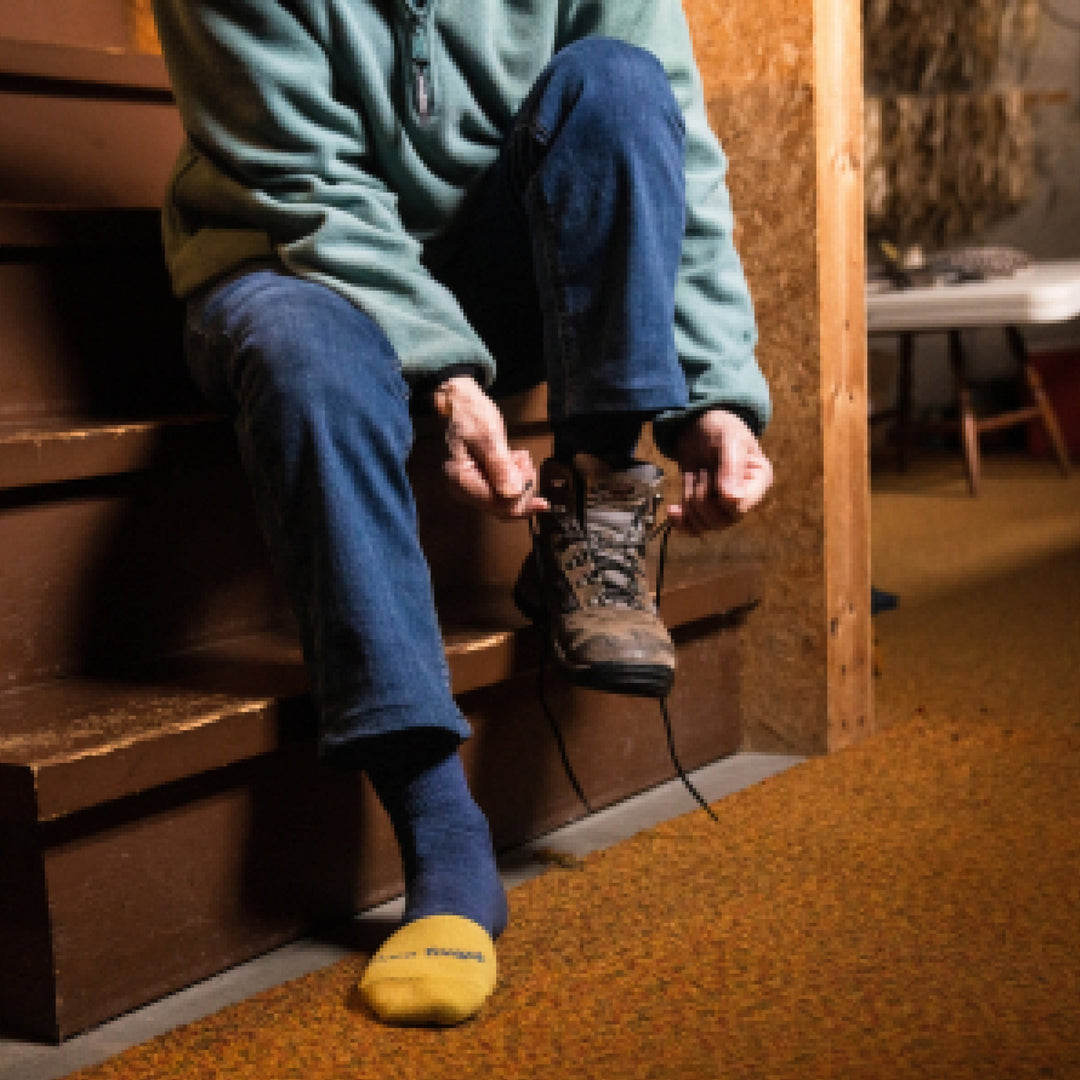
[{"xmin": 560, "ymin": 659, "xmax": 674, "ymax": 699}]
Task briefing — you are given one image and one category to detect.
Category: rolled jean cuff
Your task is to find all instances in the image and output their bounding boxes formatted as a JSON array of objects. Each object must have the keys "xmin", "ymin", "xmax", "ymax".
[
  {"xmin": 319, "ymin": 700, "xmax": 472, "ymax": 769},
  {"xmin": 556, "ymin": 380, "xmax": 688, "ymax": 425}
]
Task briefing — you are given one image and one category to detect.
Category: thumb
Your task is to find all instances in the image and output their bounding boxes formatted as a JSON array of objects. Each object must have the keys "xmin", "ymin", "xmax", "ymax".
[{"xmin": 719, "ymin": 435, "xmax": 748, "ymax": 500}]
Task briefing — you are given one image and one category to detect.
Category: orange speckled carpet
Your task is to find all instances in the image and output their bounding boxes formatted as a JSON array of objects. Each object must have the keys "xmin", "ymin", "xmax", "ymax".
[{"xmin": 71, "ymin": 457, "xmax": 1080, "ymax": 1079}]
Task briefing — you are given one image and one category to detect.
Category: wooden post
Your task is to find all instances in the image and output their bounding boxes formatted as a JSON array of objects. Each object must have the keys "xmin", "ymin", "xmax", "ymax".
[{"xmin": 814, "ymin": 0, "xmax": 874, "ymax": 749}]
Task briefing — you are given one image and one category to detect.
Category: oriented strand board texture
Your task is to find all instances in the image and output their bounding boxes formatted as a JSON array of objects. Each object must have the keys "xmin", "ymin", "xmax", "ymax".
[{"xmin": 682, "ymin": 0, "xmax": 826, "ymax": 752}]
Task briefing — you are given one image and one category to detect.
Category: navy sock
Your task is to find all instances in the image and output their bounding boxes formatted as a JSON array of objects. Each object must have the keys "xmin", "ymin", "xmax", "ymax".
[{"xmin": 363, "ymin": 730, "xmax": 508, "ymax": 939}]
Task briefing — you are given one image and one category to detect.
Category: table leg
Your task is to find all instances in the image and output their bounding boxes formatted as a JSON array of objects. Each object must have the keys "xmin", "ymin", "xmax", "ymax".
[
  {"xmin": 1005, "ymin": 325, "xmax": 1072, "ymax": 476},
  {"xmin": 948, "ymin": 329, "xmax": 980, "ymax": 495},
  {"xmin": 896, "ymin": 333, "xmax": 913, "ymax": 471}
]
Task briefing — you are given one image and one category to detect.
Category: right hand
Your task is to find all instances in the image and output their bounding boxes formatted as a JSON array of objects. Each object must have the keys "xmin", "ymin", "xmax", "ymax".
[
  {"xmin": 431, "ymin": 375, "xmax": 549, "ymax": 520},
  {"xmin": 667, "ymin": 408, "xmax": 774, "ymax": 535}
]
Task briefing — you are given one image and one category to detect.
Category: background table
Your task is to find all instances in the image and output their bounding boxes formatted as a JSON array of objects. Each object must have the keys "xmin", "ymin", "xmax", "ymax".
[{"xmin": 867, "ymin": 260, "xmax": 1079, "ymax": 494}]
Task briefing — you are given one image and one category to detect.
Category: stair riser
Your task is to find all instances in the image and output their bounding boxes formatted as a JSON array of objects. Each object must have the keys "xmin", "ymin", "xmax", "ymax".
[
  {"xmin": 0, "ymin": 3, "xmax": 146, "ymax": 59},
  {"xmin": 0, "ymin": 259, "xmax": 192, "ymax": 424},
  {"xmin": 0, "ymin": 824, "xmax": 55, "ymax": 1041},
  {"xmin": 0, "ymin": 89, "xmax": 179, "ymax": 209},
  {"xmin": 0, "ymin": 465, "xmax": 287, "ymax": 689},
  {"xmin": 411, "ymin": 429, "xmax": 553, "ymax": 592},
  {"xmin": 463, "ymin": 622, "xmax": 741, "ymax": 841},
  {"xmin": 1, "ymin": 621, "xmax": 739, "ymax": 1041},
  {"xmin": 0, "ymin": 431, "xmax": 553, "ymax": 689}
]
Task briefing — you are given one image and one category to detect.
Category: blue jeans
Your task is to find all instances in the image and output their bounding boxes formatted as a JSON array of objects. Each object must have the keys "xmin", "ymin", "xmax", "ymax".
[{"xmin": 184, "ymin": 38, "xmax": 689, "ymax": 761}]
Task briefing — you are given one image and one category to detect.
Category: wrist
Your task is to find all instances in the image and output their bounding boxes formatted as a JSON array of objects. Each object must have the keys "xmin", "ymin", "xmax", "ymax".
[
  {"xmin": 432, "ymin": 373, "xmax": 481, "ymax": 417},
  {"xmin": 411, "ymin": 364, "xmax": 485, "ymax": 416}
]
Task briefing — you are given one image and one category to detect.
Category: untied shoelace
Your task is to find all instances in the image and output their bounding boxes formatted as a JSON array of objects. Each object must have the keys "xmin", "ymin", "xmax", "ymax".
[{"xmin": 528, "ymin": 511, "xmax": 720, "ymax": 824}]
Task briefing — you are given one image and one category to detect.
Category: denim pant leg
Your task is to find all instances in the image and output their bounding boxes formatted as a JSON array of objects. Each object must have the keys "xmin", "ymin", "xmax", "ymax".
[
  {"xmin": 429, "ymin": 37, "xmax": 690, "ymax": 424},
  {"xmin": 184, "ymin": 267, "xmax": 471, "ymax": 760}
]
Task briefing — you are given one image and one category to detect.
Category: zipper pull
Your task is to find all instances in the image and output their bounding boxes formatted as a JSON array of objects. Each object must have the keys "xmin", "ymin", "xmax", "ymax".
[
  {"xmin": 414, "ymin": 62, "xmax": 433, "ymax": 124},
  {"xmin": 409, "ymin": 10, "xmax": 434, "ymax": 126}
]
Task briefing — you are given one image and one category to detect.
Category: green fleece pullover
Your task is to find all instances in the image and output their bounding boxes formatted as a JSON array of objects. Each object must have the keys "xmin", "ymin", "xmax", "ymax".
[{"xmin": 150, "ymin": 0, "xmax": 771, "ymax": 448}]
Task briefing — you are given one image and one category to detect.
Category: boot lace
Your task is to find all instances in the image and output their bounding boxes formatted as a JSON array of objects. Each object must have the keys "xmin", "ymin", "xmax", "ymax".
[
  {"xmin": 552, "ymin": 490, "xmax": 659, "ymax": 610},
  {"xmin": 529, "ymin": 506, "xmax": 719, "ymax": 823}
]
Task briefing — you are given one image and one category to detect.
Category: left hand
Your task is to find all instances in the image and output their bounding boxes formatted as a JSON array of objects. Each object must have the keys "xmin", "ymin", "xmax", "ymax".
[
  {"xmin": 667, "ymin": 409, "xmax": 773, "ymax": 534},
  {"xmin": 431, "ymin": 375, "xmax": 549, "ymax": 520}
]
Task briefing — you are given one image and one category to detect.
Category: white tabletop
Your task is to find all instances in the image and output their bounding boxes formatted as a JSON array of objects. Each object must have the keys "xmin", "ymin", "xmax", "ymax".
[{"xmin": 867, "ymin": 259, "xmax": 1080, "ymax": 333}]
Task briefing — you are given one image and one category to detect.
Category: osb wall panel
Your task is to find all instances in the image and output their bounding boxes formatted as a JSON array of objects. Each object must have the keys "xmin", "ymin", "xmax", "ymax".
[{"xmin": 681, "ymin": 0, "xmax": 828, "ymax": 753}]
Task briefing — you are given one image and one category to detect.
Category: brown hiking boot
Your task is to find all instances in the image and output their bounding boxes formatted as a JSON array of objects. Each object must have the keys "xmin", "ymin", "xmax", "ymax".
[{"xmin": 514, "ymin": 453, "xmax": 675, "ymax": 698}]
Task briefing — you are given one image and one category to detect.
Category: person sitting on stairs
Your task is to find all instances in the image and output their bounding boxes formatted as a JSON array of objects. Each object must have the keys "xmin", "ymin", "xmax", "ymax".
[{"xmin": 150, "ymin": 0, "xmax": 774, "ymax": 1027}]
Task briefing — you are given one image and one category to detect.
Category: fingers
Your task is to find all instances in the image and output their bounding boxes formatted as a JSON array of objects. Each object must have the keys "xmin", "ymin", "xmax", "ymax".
[
  {"xmin": 435, "ymin": 377, "xmax": 545, "ymax": 520},
  {"xmin": 443, "ymin": 442, "xmax": 543, "ymax": 520},
  {"xmin": 442, "ymin": 455, "xmax": 493, "ymax": 505},
  {"xmin": 719, "ymin": 432, "xmax": 747, "ymax": 502},
  {"xmin": 669, "ymin": 467, "xmax": 738, "ymax": 536},
  {"xmin": 736, "ymin": 449, "xmax": 774, "ymax": 514},
  {"xmin": 506, "ymin": 449, "xmax": 549, "ymax": 516},
  {"xmin": 458, "ymin": 415, "xmax": 517, "ymax": 499},
  {"xmin": 670, "ymin": 424, "xmax": 774, "ymax": 535}
]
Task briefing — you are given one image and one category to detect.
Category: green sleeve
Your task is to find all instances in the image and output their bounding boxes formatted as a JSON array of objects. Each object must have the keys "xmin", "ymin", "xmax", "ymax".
[
  {"xmin": 151, "ymin": 0, "xmax": 493, "ymax": 384},
  {"xmin": 558, "ymin": 0, "xmax": 772, "ymax": 454}
]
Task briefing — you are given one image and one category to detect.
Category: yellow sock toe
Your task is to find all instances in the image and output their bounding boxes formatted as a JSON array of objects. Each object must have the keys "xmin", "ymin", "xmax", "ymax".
[{"xmin": 358, "ymin": 915, "xmax": 497, "ymax": 1027}]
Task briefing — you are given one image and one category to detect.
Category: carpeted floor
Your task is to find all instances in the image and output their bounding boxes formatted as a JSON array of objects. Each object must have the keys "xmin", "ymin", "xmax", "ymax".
[
  {"xmin": 872, "ymin": 455, "xmax": 1080, "ymax": 729},
  {"xmin": 69, "ymin": 455, "xmax": 1080, "ymax": 1079}
]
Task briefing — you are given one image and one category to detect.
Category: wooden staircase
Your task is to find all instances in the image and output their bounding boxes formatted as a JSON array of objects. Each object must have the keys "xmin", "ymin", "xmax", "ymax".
[{"xmin": 0, "ymin": 35, "xmax": 763, "ymax": 1041}]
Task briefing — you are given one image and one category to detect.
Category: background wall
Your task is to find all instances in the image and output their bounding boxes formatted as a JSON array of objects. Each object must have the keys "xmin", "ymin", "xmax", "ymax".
[
  {"xmin": 988, "ymin": 2, "xmax": 1080, "ymax": 273},
  {"xmin": 870, "ymin": 0, "xmax": 1080, "ymax": 412}
]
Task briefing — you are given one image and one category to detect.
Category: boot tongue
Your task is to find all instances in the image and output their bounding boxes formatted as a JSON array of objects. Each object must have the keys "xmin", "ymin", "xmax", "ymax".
[
  {"xmin": 568, "ymin": 454, "xmax": 660, "ymax": 608},
  {"xmin": 573, "ymin": 453, "xmax": 661, "ymax": 516},
  {"xmin": 571, "ymin": 454, "xmax": 662, "ymax": 544}
]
